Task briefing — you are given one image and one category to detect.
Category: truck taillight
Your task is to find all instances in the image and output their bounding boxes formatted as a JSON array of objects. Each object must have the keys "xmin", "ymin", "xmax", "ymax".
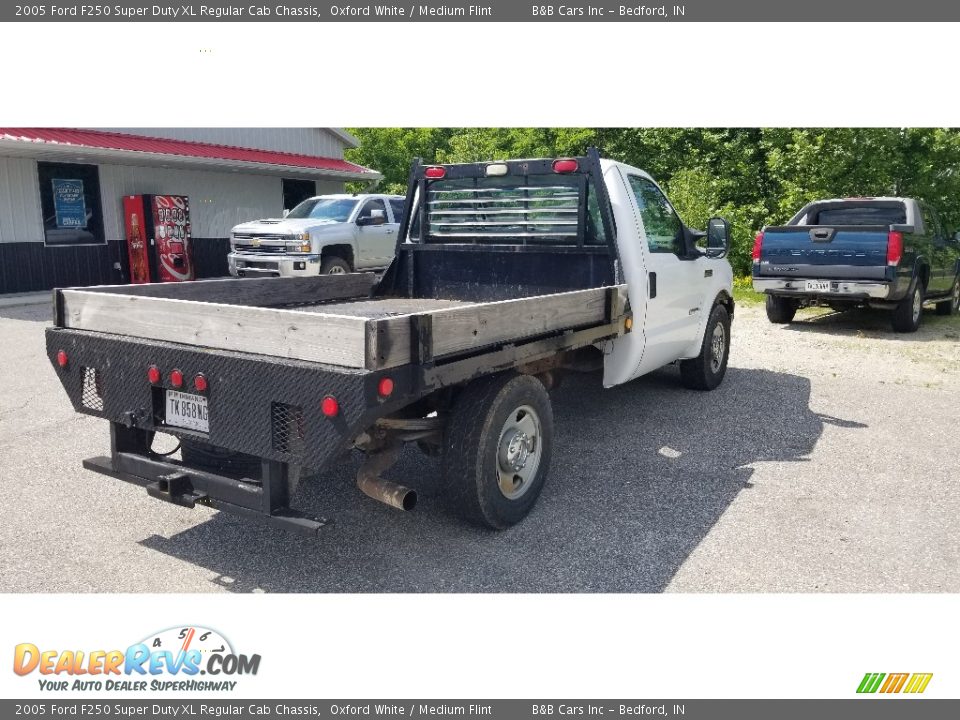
[
  {"xmin": 377, "ymin": 377, "xmax": 394, "ymax": 398},
  {"xmin": 321, "ymin": 396, "xmax": 340, "ymax": 417},
  {"xmin": 552, "ymin": 159, "xmax": 579, "ymax": 173},
  {"xmin": 56, "ymin": 350, "xmax": 69, "ymax": 368},
  {"xmin": 424, "ymin": 166, "xmax": 446, "ymax": 179},
  {"xmin": 887, "ymin": 230, "xmax": 904, "ymax": 266},
  {"xmin": 194, "ymin": 374, "xmax": 208, "ymax": 392},
  {"xmin": 147, "ymin": 366, "xmax": 161, "ymax": 384},
  {"xmin": 170, "ymin": 369, "xmax": 184, "ymax": 388},
  {"xmin": 752, "ymin": 231, "xmax": 764, "ymax": 262}
]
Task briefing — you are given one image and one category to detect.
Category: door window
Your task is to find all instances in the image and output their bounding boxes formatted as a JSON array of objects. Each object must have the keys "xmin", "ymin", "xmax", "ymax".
[
  {"xmin": 922, "ymin": 205, "xmax": 943, "ymax": 238},
  {"xmin": 358, "ymin": 198, "xmax": 387, "ymax": 221},
  {"xmin": 388, "ymin": 198, "xmax": 405, "ymax": 223},
  {"xmin": 627, "ymin": 175, "xmax": 683, "ymax": 255}
]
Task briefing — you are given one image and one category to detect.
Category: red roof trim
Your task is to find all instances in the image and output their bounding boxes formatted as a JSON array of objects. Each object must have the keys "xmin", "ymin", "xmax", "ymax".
[{"xmin": 0, "ymin": 128, "xmax": 376, "ymax": 175}]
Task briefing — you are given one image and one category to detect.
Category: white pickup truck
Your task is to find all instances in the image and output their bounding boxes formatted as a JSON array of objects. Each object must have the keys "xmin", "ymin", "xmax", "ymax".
[
  {"xmin": 228, "ymin": 193, "xmax": 405, "ymax": 277},
  {"xmin": 48, "ymin": 149, "xmax": 734, "ymax": 534}
]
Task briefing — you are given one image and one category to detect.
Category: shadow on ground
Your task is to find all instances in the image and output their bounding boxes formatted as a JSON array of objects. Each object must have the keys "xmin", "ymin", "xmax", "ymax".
[
  {"xmin": 785, "ymin": 306, "xmax": 959, "ymax": 341},
  {"xmin": 0, "ymin": 304, "xmax": 51, "ymax": 323},
  {"xmin": 139, "ymin": 367, "xmax": 863, "ymax": 593}
]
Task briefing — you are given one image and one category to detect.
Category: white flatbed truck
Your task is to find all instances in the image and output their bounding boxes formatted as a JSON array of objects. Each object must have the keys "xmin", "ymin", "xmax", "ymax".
[{"xmin": 47, "ymin": 149, "xmax": 735, "ymax": 533}]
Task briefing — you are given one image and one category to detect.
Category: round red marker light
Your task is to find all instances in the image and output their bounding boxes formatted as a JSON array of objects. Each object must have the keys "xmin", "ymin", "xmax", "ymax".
[
  {"xmin": 321, "ymin": 396, "xmax": 340, "ymax": 418},
  {"xmin": 377, "ymin": 377, "xmax": 394, "ymax": 398},
  {"xmin": 194, "ymin": 374, "xmax": 208, "ymax": 392},
  {"xmin": 424, "ymin": 166, "xmax": 447, "ymax": 179},
  {"xmin": 56, "ymin": 350, "xmax": 69, "ymax": 368},
  {"xmin": 553, "ymin": 158, "xmax": 579, "ymax": 173},
  {"xmin": 170, "ymin": 369, "xmax": 184, "ymax": 388},
  {"xmin": 147, "ymin": 366, "xmax": 161, "ymax": 384}
]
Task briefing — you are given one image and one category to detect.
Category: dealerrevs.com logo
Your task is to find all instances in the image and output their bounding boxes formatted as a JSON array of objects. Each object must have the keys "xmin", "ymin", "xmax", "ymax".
[{"xmin": 13, "ymin": 626, "xmax": 261, "ymax": 693}]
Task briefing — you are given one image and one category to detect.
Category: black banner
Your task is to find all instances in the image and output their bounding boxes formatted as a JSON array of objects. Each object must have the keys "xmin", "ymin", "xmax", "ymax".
[
  {"xmin": 4, "ymin": 1, "xmax": 960, "ymax": 22},
  {"xmin": 2, "ymin": 700, "xmax": 958, "ymax": 718}
]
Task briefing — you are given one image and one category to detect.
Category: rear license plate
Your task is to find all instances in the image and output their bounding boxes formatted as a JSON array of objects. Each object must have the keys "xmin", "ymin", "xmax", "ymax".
[
  {"xmin": 805, "ymin": 280, "xmax": 831, "ymax": 292},
  {"xmin": 165, "ymin": 390, "xmax": 209, "ymax": 433}
]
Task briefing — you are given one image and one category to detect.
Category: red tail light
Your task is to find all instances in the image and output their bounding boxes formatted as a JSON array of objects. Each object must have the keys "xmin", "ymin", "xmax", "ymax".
[
  {"xmin": 552, "ymin": 159, "xmax": 579, "ymax": 173},
  {"xmin": 194, "ymin": 374, "xmax": 208, "ymax": 392},
  {"xmin": 56, "ymin": 350, "xmax": 69, "ymax": 368},
  {"xmin": 147, "ymin": 366, "xmax": 161, "ymax": 384},
  {"xmin": 377, "ymin": 377, "xmax": 394, "ymax": 398},
  {"xmin": 321, "ymin": 396, "xmax": 340, "ymax": 417},
  {"xmin": 169, "ymin": 369, "xmax": 184, "ymax": 388},
  {"xmin": 752, "ymin": 231, "xmax": 764, "ymax": 262},
  {"xmin": 424, "ymin": 166, "xmax": 446, "ymax": 179},
  {"xmin": 887, "ymin": 231, "xmax": 904, "ymax": 266}
]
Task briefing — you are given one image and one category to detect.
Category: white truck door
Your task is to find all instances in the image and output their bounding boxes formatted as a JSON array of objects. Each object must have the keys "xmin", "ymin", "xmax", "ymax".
[
  {"xmin": 625, "ymin": 174, "xmax": 706, "ymax": 372},
  {"xmin": 353, "ymin": 198, "xmax": 395, "ymax": 267},
  {"xmin": 602, "ymin": 167, "xmax": 704, "ymax": 387}
]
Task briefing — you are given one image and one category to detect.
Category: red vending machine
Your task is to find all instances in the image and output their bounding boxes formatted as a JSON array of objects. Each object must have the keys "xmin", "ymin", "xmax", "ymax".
[{"xmin": 123, "ymin": 194, "xmax": 194, "ymax": 283}]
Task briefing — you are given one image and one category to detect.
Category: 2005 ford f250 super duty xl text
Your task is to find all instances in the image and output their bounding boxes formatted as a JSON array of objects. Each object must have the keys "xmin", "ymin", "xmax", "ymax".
[
  {"xmin": 753, "ymin": 197, "xmax": 960, "ymax": 332},
  {"xmin": 47, "ymin": 149, "xmax": 735, "ymax": 533}
]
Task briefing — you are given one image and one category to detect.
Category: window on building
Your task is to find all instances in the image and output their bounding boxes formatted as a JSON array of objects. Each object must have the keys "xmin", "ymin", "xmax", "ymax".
[
  {"xmin": 282, "ymin": 178, "xmax": 317, "ymax": 212},
  {"xmin": 37, "ymin": 162, "xmax": 105, "ymax": 245}
]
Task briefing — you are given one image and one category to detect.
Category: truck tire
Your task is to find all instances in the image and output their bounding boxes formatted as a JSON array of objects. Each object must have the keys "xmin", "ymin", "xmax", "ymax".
[
  {"xmin": 180, "ymin": 438, "xmax": 262, "ymax": 480},
  {"xmin": 442, "ymin": 373, "xmax": 554, "ymax": 529},
  {"xmin": 935, "ymin": 276, "xmax": 960, "ymax": 316},
  {"xmin": 765, "ymin": 295, "xmax": 797, "ymax": 324},
  {"xmin": 891, "ymin": 280, "xmax": 924, "ymax": 333},
  {"xmin": 679, "ymin": 303, "xmax": 731, "ymax": 391},
  {"xmin": 320, "ymin": 256, "xmax": 351, "ymax": 275}
]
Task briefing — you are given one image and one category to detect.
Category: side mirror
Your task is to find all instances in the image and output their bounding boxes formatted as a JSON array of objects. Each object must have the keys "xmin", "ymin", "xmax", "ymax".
[
  {"xmin": 282, "ymin": 209, "xmax": 290, "ymax": 218},
  {"xmin": 357, "ymin": 209, "xmax": 386, "ymax": 227},
  {"xmin": 704, "ymin": 217, "xmax": 731, "ymax": 258}
]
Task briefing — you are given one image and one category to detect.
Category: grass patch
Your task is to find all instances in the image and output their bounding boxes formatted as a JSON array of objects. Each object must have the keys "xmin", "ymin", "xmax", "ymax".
[{"xmin": 732, "ymin": 276, "xmax": 765, "ymax": 305}]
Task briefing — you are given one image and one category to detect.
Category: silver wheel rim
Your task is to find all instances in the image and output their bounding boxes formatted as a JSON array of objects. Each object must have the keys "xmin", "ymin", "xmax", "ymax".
[
  {"xmin": 496, "ymin": 404, "xmax": 542, "ymax": 500},
  {"xmin": 912, "ymin": 287, "xmax": 922, "ymax": 323},
  {"xmin": 710, "ymin": 322, "xmax": 726, "ymax": 374},
  {"xmin": 327, "ymin": 265, "xmax": 346, "ymax": 275}
]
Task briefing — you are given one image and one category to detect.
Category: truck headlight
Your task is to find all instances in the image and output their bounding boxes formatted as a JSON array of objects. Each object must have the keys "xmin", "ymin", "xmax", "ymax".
[{"xmin": 286, "ymin": 232, "xmax": 311, "ymax": 252}]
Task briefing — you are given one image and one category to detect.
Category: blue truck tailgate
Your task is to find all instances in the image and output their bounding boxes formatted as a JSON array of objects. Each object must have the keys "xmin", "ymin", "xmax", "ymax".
[{"xmin": 756, "ymin": 225, "xmax": 891, "ymax": 280}]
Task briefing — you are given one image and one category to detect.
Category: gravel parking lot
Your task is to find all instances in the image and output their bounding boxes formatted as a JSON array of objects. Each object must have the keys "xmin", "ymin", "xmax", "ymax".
[{"xmin": 2, "ymin": 298, "xmax": 958, "ymax": 593}]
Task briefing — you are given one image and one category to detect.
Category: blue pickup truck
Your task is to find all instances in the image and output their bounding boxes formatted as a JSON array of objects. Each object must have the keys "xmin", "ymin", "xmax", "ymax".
[{"xmin": 752, "ymin": 197, "xmax": 960, "ymax": 332}]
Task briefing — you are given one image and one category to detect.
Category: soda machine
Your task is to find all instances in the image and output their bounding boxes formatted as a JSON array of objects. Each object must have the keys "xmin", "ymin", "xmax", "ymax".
[{"xmin": 123, "ymin": 194, "xmax": 194, "ymax": 283}]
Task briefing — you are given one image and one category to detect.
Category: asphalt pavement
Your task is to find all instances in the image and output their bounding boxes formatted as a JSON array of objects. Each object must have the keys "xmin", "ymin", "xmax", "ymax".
[{"xmin": 1, "ymin": 298, "xmax": 958, "ymax": 592}]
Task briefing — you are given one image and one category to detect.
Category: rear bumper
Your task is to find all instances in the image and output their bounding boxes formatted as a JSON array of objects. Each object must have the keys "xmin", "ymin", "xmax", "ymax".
[
  {"xmin": 45, "ymin": 327, "xmax": 414, "ymax": 471},
  {"xmin": 228, "ymin": 251, "xmax": 320, "ymax": 278},
  {"xmin": 753, "ymin": 277, "xmax": 893, "ymax": 300}
]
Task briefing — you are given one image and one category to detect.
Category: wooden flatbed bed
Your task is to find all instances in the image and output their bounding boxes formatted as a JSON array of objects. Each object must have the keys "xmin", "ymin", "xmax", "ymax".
[{"xmin": 56, "ymin": 273, "xmax": 627, "ymax": 371}]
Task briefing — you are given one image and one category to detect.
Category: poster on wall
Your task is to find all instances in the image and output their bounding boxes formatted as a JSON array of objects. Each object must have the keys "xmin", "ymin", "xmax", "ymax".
[{"xmin": 51, "ymin": 178, "xmax": 87, "ymax": 228}]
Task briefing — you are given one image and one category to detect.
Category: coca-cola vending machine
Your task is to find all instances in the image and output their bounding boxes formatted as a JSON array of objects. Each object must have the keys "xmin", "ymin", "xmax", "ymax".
[{"xmin": 123, "ymin": 194, "xmax": 194, "ymax": 283}]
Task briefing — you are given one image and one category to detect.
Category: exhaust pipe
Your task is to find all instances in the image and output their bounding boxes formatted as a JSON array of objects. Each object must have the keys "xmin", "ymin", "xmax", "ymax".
[{"xmin": 356, "ymin": 441, "xmax": 417, "ymax": 511}]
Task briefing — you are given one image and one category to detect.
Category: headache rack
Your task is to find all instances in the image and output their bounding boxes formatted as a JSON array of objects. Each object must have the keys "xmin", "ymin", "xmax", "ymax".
[{"xmin": 378, "ymin": 147, "xmax": 621, "ymax": 302}]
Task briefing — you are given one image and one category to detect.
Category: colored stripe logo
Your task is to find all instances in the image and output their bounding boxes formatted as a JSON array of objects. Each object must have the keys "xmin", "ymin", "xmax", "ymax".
[{"xmin": 857, "ymin": 672, "xmax": 933, "ymax": 694}]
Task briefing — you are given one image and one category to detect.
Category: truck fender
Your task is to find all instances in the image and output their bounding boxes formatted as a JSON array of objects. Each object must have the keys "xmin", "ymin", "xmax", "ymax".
[{"xmin": 680, "ymin": 289, "xmax": 734, "ymax": 360}]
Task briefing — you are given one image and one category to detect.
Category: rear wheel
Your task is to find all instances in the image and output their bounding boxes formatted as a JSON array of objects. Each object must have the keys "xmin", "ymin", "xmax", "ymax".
[
  {"xmin": 765, "ymin": 295, "xmax": 797, "ymax": 324},
  {"xmin": 935, "ymin": 276, "xmax": 959, "ymax": 316},
  {"xmin": 891, "ymin": 280, "xmax": 924, "ymax": 333},
  {"xmin": 680, "ymin": 303, "xmax": 731, "ymax": 391},
  {"xmin": 442, "ymin": 373, "xmax": 554, "ymax": 529},
  {"xmin": 320, "ymin": 256, "xmax": 351, "ymax": 275}
]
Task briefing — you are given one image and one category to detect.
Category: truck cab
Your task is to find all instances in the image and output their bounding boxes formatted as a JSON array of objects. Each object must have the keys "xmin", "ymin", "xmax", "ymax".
[{"xmin": 227, "ymin": 193, "xmax": 405, "ymax": 278}]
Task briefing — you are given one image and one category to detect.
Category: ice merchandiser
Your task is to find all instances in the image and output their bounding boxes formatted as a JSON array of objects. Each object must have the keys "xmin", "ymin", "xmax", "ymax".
[{"xmin": 123, "ymin": 194, "xmax": 194, "ymax": 283}]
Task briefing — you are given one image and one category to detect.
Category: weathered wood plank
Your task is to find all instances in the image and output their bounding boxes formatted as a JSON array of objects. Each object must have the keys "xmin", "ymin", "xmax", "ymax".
[
  {"xmin": 61, "ymin": 290, "xmax": 371, "ymax": 368},
  {"xmin": 84, "ymin": 273, "xmax": 377, "ymax": 308},
  {"xmin": 368, "ymin": 285, "xmax": 627, "ymax": 369}
]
